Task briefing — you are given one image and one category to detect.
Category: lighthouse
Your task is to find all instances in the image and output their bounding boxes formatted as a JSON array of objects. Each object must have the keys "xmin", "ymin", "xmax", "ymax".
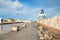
[{"xmin": 39, "ymin": 9, "xmax": 46, "ymax": 20}]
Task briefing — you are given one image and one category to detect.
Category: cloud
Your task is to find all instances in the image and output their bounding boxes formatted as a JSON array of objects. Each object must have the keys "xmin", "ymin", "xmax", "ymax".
[
  {"xmin": 27, "ymin": 7, "xmax": 60, "ymax": 20},
  {"xmin": 44, "ymin": 7, "xmax": 60, "ymax": 18},
  {"xmin": 10, "ymin": 1, "xmax": 23, "ymax": 10},
  {"xmin": 0, "ymin": 0, "xmax": 24, "ymax": 15},
  {"xmin": 0, "ymin": 0, "xmax": 24, "ymax": 10},
  {"xmin": 0, "ymin": 0, "xmax": 60, "ymax": 21}
]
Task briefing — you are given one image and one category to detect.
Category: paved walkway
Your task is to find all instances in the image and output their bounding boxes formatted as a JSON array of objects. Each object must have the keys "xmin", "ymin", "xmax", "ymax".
[{"xmin": 0, "ymin": 23, "xmax": 39, "ymax": 40}]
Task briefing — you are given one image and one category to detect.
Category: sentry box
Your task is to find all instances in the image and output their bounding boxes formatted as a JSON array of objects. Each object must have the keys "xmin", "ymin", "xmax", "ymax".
[{"xmin": 0, "ymin": 18, "xmax": 3, "ymax": 30}]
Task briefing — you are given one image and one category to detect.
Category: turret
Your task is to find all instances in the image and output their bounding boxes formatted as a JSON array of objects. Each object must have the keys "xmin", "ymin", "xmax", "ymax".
[{"xmin": 39, "ymin": 9, "xmax": 46, "ymax": 20}]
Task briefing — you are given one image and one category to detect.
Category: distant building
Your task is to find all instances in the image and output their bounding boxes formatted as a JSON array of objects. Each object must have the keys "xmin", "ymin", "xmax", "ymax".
[
  {"xmin": 4, "ymin": 18, "xmax": 15, "ymax": 22},
  {"xmin": 15, "ymin": 19, "xmax": 22, "ymax": 22},
  {"xmin": 3, "ymin": 18, "xmax": 15, "ymax": 23},
  {"xmin": 39, "ymin": 9, "xmax": 46, "ymax": 20},
  {"xmin": 22, "ymin": 20, "xmax": 31, "ymax": 23}
]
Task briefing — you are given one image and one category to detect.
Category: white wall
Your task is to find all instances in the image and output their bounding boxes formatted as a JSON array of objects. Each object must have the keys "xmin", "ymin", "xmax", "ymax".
[{"xmin": 0, "ymin": 18, "xmax": 3, "ymax": 23}]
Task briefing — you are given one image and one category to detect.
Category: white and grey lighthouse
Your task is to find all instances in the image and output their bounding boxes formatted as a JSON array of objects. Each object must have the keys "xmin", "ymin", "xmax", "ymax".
[{"xmin": 39, "ymin": 9, "xmax": 46, "ymax": 20}]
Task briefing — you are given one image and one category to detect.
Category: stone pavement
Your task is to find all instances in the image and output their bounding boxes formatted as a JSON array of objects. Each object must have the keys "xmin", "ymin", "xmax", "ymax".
[{"xmin": 0, "ymin": 23, "xmax": 39, "ymax": 40}]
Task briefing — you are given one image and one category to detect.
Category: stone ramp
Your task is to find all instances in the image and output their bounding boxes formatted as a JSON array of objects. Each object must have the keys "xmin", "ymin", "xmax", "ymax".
[{"xmin": 0, "ymin": 25, "xmax": 39, "ymax": 40}]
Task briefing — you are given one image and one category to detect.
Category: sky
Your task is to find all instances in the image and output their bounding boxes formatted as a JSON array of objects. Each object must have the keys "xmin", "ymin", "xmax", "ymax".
[{"xmin": 0, "ymin": 0, "xmax": 60, "ymax": 21}]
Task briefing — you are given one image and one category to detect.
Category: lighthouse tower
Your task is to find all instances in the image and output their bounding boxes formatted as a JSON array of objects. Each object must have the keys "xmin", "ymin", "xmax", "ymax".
[{"xmin": 39, "ymin": 9, "xmax": 46, "ymax": 20}]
